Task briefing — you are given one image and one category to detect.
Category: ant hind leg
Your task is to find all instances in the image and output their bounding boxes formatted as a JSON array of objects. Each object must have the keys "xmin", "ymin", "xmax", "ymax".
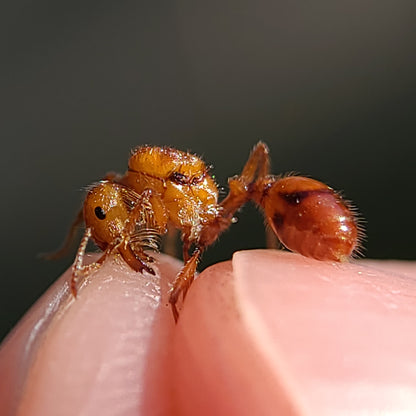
[
  {"xmin": 220, "ymin": 141, "xmax": 271, "ymax": 216},
  {"xmin": 238, "ymin": 141, "xmax": 270, "ymax": 183}
]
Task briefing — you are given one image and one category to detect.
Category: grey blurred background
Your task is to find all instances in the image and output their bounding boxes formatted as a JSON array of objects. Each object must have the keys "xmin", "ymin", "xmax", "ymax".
[{"xmin": 1, "ymin": 0, "xmax": 415, "ymax": 341}]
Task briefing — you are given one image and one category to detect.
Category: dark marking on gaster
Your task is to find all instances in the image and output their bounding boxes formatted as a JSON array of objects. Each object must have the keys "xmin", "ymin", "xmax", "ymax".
[{"xmin": 281, "ymin": 188, "xmax": 332, "ymax": 205}]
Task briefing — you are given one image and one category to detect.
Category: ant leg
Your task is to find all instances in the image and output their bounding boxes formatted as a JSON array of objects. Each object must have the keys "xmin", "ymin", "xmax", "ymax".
[
  {"xmin": 121, "ymin": 189, "xmax": 155, "ymax": 236},
  {"xmin": 198, "ymin": 142, "xmax": 272, "ymax": 249},
  {"xmin": 70, "ymin": 228, "xmax": 113, "ymax": 297},
  {"xmin": 220, "ymin": 141, "xmax": 270, "ymax": 216},
  {"xmin": 118, "ymin": 189, "xmax": 167, "ymax": 274},
  {"xmin": 238, "ymin": 141, "xmax": 270, "ymax": 183},
  {"xmin": 168, "ymin": 143, "xmax": 271, "ymax": 321},
  {"xmin": 169, "ymin": 248, "xmax": 201, "ymax": 322},
  {"xmin": 121, "ymin": 188, "xmax": 167, "ymax": 237},
  {"xmin": 182, "ymin": 230, "xmax": 192, "ymax": 263},
  {"xmin": 117, "ymin": 242, "xmax": 156, "ymax": 275}
]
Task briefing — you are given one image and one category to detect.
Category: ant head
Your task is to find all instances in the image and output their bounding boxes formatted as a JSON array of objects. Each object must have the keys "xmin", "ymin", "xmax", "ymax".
[{"xmin": 83, "ymin": 181, "xmax": 132, "ymax": 249}]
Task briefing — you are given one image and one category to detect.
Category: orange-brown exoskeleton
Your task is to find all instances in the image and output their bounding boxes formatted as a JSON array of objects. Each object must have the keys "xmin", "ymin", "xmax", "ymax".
[{"xmin": 50, "ymin": 142, "xmax": 362, "ymax": 321}]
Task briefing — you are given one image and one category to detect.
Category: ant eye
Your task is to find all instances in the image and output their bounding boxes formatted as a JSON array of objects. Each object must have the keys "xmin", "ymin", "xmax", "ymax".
[
  {"xmin": 94, "ymin": 206, "xmax": 106, "ymax": 220},
  {"xmin": 170, "ymin": 172, "xmax": 188, "ymax": 185}
]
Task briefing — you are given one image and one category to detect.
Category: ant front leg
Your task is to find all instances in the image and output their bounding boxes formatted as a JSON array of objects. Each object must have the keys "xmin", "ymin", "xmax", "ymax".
[
  {"xmin": 117, "ymin": 188, "xmax": 167, "ymax": 275},
  {"xmin": 71, "ymin": 228, "xmax": 114, "ymax": 297},
  {"xmin": 117, "ymin": 243, "xmax": 155, "ymax": 275}
]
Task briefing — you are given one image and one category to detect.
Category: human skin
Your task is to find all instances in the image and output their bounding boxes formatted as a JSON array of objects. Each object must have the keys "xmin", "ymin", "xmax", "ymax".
[{"xmin": 0, "ymin": 250, "xmax": 416, "ymax": 415}]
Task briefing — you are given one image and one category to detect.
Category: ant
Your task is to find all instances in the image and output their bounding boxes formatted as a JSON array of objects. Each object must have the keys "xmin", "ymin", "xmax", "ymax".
[{"xmin": 48, "ymin": 142, "xmax": 362, "ymax": 321}]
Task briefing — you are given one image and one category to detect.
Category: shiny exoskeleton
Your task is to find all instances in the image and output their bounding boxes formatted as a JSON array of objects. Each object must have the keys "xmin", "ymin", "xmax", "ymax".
[{"xmin": 51, "ymin": 142, "xmax": 362, "ymax": 321}]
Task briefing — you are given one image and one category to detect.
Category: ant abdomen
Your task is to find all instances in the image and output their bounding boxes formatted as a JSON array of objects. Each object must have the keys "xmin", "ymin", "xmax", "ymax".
[{"xmin": 259, "ymin": 176, "xmax": 359, "ymax": 261}]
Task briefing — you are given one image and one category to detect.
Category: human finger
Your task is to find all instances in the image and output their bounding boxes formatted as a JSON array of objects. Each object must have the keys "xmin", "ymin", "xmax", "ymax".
[
  {"xmin": 0, "ymin": 253, "xmax": 182, "ymax": 416},
  {"xmin": 173, "ymin": 250, "xmax": 416, "ymax": 415}
]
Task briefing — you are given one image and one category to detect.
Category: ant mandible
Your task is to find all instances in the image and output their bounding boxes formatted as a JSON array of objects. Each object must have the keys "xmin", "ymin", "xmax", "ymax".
[{"xmin": 50, "ymin": 142, "xmax": 361, "ymax": 321}]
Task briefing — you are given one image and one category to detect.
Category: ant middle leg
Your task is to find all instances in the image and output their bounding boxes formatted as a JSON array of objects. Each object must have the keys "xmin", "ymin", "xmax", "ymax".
[{"xmin": 169, "ymin": 248, "xmax": 201, "ymax": 322}]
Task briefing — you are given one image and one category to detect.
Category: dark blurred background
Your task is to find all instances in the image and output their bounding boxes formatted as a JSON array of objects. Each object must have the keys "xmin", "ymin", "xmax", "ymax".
[{"xmin": 1, "ymin": 0, "xmax": 415, "ymax": 341}]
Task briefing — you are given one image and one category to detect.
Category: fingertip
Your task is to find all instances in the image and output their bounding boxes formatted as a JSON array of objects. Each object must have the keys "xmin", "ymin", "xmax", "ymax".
[
  {"xmin": 3, "ymin": 250, "xmax": 416, "ymax": 415},
  {"xmin": 0, "ymin": 253, "xmax": 182, "ymax": 416},
  {"xmin": 234, "ymin": 251, "xmax": 416, "ymax": 413},
  {"xmin": 173, "ymin": 250, "xmax": 416, "ymax": 415}
]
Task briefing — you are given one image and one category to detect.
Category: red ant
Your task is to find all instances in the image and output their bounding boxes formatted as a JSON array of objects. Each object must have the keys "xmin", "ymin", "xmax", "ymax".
[{"xmin": 49, "ymin": 142, "xmax": 362, "ymax": 321}]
